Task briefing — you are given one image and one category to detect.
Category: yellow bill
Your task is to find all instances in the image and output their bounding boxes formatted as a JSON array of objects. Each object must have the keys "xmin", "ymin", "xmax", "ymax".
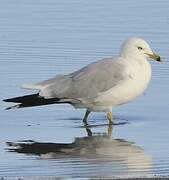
[{"xmin": 145, "ymin": 52, "xmax": 162, "ymax": 62}]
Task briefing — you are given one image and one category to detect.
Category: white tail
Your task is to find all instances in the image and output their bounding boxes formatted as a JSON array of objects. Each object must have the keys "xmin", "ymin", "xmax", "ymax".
[{"xmin": 21, "ymin": 83, "xmax": 45, "ymax": 90}]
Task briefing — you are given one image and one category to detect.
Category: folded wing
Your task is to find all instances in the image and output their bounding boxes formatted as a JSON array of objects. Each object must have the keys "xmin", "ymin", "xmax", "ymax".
[{"xmin": 26, "ymin": 58, "xmax": 126, "ymax": 102}]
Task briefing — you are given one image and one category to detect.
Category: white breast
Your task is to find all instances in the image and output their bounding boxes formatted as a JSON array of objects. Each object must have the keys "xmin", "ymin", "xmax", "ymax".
[{"xmin": 94, "ymin": 58, "xmax": 152, "ymax": 107}]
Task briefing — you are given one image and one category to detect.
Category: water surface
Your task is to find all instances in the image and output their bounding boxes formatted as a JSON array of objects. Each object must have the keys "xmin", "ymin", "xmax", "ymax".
[{"xmin": 0, "ymin": 0, "xmax": 169, "ymax": 179}]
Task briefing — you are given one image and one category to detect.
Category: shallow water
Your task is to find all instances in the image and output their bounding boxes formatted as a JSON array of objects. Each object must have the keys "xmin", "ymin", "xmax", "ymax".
[{"xmin": 0, "ymin": 0, "xmax": 169, "ymax": 179}]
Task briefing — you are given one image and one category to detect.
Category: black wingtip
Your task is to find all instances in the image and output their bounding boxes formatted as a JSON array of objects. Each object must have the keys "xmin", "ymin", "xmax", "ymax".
[
  {"xmin": 5, "ymin": 104, "xmax": 20, "ymax": 110},
  {"xmin": 3, "ymin": 98, "xmax": 15, "ymax": 102},
  {"xmin": 5, "ymin": 106, "xmax": 13, "ymax": 110},
  {"xmin": 3, "ymin": 93, "xmax": 66, "ymax": 109},
  {"xmin": 3, "ymin": 98, "xmax": 15, "ymax": 110},
  {"xmin": 3, "ymin": 99, "xmax": 9, "ymax": 102}
]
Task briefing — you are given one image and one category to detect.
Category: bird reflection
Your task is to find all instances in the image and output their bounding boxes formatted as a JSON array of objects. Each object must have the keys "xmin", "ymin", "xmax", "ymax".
[{"xmin": 6, "ymin": 125, "xmax": 152, "ymax": 172}]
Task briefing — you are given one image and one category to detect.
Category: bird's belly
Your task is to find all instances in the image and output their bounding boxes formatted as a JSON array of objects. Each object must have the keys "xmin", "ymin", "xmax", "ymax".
[
  {"xmin": 94, "ymin": 64, "xmax": 151, "ymax": 107},
  {"xmin": 116, "ymin": 77, "xmax": 150, "ymax": 105}
]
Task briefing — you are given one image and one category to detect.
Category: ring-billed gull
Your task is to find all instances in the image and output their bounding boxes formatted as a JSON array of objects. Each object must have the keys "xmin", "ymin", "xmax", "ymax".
[{"xmin": 3, "ymin": 37, "xmax": 162, "ymax": 125}]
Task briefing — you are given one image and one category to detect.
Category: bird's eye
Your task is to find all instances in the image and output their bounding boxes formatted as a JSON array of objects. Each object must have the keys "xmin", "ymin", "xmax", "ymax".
[{"xmin": 138, "ymin": 46, "xmax": 143, "ymax": 50}]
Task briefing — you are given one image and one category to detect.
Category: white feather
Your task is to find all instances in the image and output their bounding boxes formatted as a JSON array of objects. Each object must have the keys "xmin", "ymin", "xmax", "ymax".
[{"xmin": 21, "ymin": 83, "xmax": 46, "ymax": 90}]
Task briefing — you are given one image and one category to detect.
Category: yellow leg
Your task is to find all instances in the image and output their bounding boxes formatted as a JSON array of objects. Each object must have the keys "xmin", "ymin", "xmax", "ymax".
[
  {"xmin": 84, "ymin": 124, "xmax": 93, "ymax": 136},
  {"xmin": 107, "ymin": 111, "xmax": 113, "ymax": 125},
  {"xmin": 83, "ymin": 109, "xmax": 91, "ymax": 125},
  {"xmin": 108, "ymin": 124, "xmax": 113, "ymax": 138}
]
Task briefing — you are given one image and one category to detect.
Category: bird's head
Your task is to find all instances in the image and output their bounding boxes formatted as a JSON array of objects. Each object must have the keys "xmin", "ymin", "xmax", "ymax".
[{"xmin": 120, "ymin": 37, "xmax": 162, "ymax": 62}]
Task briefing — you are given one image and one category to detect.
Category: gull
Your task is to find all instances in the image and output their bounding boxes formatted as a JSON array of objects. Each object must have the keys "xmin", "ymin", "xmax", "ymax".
[{"xmin": 3, "ymin": 37, "xmax": 162, "ymax": 125}]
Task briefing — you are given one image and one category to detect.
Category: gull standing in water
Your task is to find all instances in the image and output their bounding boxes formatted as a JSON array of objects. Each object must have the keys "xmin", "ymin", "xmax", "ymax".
[{"xmin": 3, "ymin": 37, "xmax": 162, "ymax": 125}]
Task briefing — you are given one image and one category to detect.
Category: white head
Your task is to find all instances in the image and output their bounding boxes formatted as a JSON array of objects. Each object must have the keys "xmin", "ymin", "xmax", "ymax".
[{"xmin": 120, "ymin": 37, "xmax": 161, "ymax": 62}]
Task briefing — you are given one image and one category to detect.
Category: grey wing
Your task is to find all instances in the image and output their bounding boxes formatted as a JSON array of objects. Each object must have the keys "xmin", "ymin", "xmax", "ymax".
[
  {"xmin": 38, "ymin": 58, "xmax": 126, "ymax": 100},
  {"xmin": 69, "ymin": 58, "xmax": 126, "ymax": 99}
]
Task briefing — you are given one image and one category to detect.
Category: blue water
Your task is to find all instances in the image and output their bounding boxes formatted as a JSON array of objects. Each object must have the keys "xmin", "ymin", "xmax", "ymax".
[{"xmin": 0, "ymin": 0, "xmax": 169, "ymax": 178}]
